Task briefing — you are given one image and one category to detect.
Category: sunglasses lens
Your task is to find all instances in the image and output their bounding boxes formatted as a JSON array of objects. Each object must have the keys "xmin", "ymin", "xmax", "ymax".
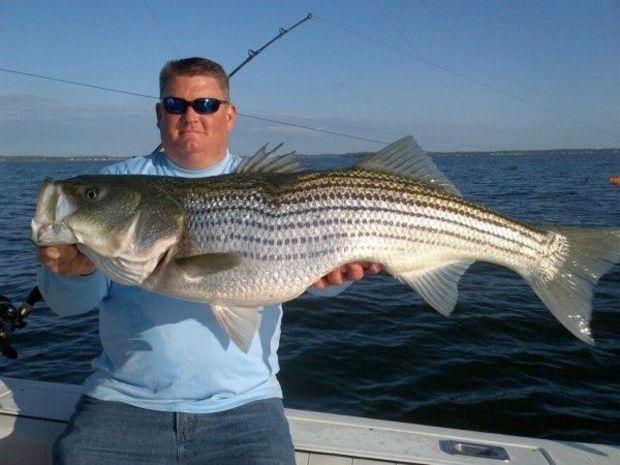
[
  {"xmin": 162, "ymin": 97, "xmax": 186, "ymax": 114},
  {"xmin": 193, "ymin": 98, "xmax": 221, "ymax": 114}
]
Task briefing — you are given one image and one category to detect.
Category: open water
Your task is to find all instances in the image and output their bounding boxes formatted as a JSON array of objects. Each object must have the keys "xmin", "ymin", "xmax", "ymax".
[{"xmin": 0, "ymin": 152, "xmax": 618, "ymax": 445}]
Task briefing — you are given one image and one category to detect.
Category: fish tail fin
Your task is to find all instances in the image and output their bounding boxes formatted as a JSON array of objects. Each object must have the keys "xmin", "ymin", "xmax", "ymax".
[{"xmin": 525, "ymin": 227, "xmax": 620, "ymax": 344}]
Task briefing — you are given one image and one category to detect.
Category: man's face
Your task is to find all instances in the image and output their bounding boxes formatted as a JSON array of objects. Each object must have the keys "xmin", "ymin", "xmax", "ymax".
[{"xmin": 156, "ymin": 74, "xmax": 236, "ymax": 169}]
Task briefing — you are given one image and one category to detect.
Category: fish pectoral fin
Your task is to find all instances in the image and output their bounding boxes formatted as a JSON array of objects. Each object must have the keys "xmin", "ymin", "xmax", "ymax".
[
  {"xmin": 210, "ymin": 304, "xmax": 262, "ymax": 353},
  {"xmin": 354, "ymin": 136, "xmax": 461, "ymax": 196},
  {"xmin": 174, "ymin": 253, "xmax": 242, "ymax": 277},
  {"xmin": 398, "ymin": 261, "xmax": 473, "ymax": 316}
]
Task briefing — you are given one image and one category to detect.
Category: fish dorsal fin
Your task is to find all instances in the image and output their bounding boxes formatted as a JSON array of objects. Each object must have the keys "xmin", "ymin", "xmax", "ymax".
[
  {"xmin": 236, "ymin": 143, "xmax": 303, "ymax": 174},
  {"xmin": 211, "ymin": 304, "xmax": 262, "ymax": 353},
  {"xmin": 356, "ymin": 136, "xmax": 461, "ymax": 196},
  {"xmin": 397, "ymin": 260, "xmax": 473, "ymax": 316}
]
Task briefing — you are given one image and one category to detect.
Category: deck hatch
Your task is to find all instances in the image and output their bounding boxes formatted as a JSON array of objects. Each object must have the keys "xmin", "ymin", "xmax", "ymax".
[{"xmin": 440, "ymin": 440, "xmax": 510, "ymax": 461}]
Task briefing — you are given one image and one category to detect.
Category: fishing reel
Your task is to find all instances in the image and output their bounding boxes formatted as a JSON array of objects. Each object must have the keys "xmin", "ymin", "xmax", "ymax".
[{"xmin": 0, "ymin": 287, "xmax": 41, "ymax": 359}]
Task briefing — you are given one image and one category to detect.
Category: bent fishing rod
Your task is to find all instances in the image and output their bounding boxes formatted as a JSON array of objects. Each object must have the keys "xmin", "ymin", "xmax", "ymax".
[{"xmin": 0, "ymin": 13, "xmax": 312, "ymax": 360}]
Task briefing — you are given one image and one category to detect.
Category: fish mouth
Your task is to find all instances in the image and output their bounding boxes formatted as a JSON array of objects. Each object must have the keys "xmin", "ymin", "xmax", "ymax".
[{"xmin": 31, "ymin": 179, "xmax": 78, "ymax": 246}]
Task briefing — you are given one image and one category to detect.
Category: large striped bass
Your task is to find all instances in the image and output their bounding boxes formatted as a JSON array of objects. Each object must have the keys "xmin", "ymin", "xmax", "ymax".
[{"xmin": 31, "ymin": 137, "xmax": 620, "ymax": 352}]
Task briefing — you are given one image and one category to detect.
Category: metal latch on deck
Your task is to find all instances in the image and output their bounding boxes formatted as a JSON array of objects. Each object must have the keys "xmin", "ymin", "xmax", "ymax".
[{"xmin": 440, "ymin": 440, "xmax": 510, "ymax": 461}]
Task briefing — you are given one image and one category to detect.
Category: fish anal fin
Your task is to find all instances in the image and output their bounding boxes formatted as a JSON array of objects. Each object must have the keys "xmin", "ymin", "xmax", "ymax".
[
  {"xmin": 355, "ymin": 136, "xmax": 461, "ymax": 196},
  {"xmin": 398, "ymin": 260, "xmax": 473, "ymax": 316},
  {"xmin": 211, "ymin": 304, "xmax": 262, "ymax": 353},
  {"xmin": 174, "ymin": 253, "xmax": 241, "ymax": 277}
]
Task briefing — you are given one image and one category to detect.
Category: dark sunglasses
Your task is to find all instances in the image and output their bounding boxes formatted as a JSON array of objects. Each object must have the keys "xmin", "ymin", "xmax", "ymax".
[{"xmin": 161, "ymin": 96, "xmax": 229, "ymax": 115}]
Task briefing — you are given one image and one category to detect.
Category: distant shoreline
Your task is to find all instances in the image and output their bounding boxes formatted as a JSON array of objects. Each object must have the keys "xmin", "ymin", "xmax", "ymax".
[{"xmin": 2, "ymin": 147, "xmax": 620, "ymax": 162}]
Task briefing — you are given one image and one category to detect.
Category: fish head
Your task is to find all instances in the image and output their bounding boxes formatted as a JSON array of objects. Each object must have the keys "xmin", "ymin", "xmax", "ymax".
[{"xmin": 31, "ymin": 175, "xmax": 185, "ymax": 285}]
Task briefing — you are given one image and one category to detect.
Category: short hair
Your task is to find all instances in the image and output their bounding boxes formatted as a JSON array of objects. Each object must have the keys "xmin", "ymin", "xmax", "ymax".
[{"xmin": 159, "ymin": 57, "xmax": 230, "ymax": 99}]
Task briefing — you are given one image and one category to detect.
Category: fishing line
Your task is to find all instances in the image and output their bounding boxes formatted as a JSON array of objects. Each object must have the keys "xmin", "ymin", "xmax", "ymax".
[
  {"xmin": 0, "ymin": 12, "xmax": 481, "ymax": 151},
  {"xmin": 0, "ymin": 68, "xmax": 158, "ymax": 100},
  {"xmin": 237, "ymin": 113, "xmax": 388, "ymax": 145},
  {"xmin": 0, "ymin": 65, "xmax": 394, "ymax": 147},
  {"xmin": 313, "ymin": 14, "xmax": 620, "ymax": 143},
  {"xmin": 371, "ymin": 0, "xmax": 450, "ymax": 91},
  {"xmin": 142, "ymin": 0, "xmax": 181, "ymax": 56},
  {"xmin": 0, "ymin": 66, "xmax": 479, "ymax": 150}
]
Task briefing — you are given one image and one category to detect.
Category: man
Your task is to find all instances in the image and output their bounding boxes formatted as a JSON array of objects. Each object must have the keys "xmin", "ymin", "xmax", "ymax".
[{"xmin": 37, "ymin": 57, "xmax": 381, "ymax": 464}]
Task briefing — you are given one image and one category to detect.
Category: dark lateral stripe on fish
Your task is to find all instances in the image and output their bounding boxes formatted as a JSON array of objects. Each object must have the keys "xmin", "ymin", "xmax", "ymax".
[
  {"xmin": 185, "ymin": 179, "xmax": 525, "ymax": 232},
  {"xmin": 198, "ymin": 223, "xmax": 537, "ymax": 262},
  {"xmin": 186, "ymin": 187, "xmax": 535, "ymax": 240},
  {"xmin": 187, "ymin": 204, "xmax": 543, "ymax": 254},
  {"xmin": 194, "ymin": 213, "xmax": 540, "ymax": 258},
  {"xmin": 190, "ymin": 201, "xmax": 536, "ymax": 246}
]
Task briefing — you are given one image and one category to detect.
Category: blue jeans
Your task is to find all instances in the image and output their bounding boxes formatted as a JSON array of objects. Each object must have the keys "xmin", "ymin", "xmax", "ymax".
[{"xmin": 53, "ymin": 395, "xmax": 296, "ymax": 465}]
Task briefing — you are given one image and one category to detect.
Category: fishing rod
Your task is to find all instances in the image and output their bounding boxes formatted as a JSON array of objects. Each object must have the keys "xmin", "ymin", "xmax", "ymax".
[
  {"xmin": 0, "ymin": 287, "xmax": 41, "ymax": 359},
  {"xmin": 0, "ymin": 13, "xmax": 313, "ymax": 360},
  {"xmin": 149, "ymin": 12, "xmax": 313, "ymax": 155}
]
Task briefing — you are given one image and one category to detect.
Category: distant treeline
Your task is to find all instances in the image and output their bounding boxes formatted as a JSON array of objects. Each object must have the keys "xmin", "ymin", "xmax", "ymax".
[
  {"xmin": 2, "ymin": 148, "xmax": 620, "ymax": 162},
  {"xmin": 431, "ymin": 148, "xmax": 620, "ymax": 157}
]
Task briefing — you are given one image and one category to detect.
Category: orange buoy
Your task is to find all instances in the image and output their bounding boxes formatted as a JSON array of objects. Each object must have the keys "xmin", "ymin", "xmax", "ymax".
[{"xmin": 609, "ymin": 176, "xmax": 620, "ymax": 187}]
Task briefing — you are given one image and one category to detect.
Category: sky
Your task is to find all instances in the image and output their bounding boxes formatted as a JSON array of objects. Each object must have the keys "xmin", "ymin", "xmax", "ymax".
[{"xmin": 1, "ymin": 0, "xmax": 619, "ymax": 156}]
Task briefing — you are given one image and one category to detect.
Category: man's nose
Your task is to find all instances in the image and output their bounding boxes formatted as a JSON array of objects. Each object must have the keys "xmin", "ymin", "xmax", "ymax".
[{"xmin": 181, "ymin": 105, "xmax": 201, "ymax": 122}]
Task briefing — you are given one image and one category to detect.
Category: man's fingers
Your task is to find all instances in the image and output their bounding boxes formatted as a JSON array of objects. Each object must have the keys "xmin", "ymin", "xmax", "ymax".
[
  {"xmin": 72, "ymin": 254, "xmax": 96, "ymax": 275},
  {"xmin": 344, "ymin": 262, "xmax": 364, "ymax": 281},
  {"xmin": 326, "ymin": 269, "xmax": 345, "ymax": 286},
  {"xmin": 366, "ymin": 263, "xmax": 382, "ymax": 274},
  {"xmin": 344, "ymin": 262, "xmax": 382, "ymax": 280},
  {"xmin": 36, "ymin": 244, "xmax": 95, "ymax": 276},
  {"xmin": 313, "ymin": 261, "xmax": 383, "ymax": 289},
  {"xmin": 38, "ymin": 244, "xmax": 78, "ymax": 262}
]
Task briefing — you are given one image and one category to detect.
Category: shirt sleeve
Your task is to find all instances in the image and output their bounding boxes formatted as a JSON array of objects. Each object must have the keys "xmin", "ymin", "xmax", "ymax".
[{"xmin": 37, "ymin": 268, "xmax": 109, "ymax": 316}]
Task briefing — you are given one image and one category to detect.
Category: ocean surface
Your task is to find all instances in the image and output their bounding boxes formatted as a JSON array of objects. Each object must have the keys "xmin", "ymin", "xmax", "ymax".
[{"xmin": 0, "ymin": 152, "xmax": 618, "ymax": 445}]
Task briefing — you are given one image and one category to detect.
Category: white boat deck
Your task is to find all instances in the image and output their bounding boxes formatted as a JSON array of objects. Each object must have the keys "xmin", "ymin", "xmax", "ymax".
[{"xmin": 1, "ymin": 376, "xmax": 618, "ymax": 465}]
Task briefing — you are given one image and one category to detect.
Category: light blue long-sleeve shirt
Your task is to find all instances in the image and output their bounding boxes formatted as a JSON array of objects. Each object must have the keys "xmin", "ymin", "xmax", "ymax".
[{"xmin": 38, "ymin": 150, "xmax": 348, "ymax": 413}]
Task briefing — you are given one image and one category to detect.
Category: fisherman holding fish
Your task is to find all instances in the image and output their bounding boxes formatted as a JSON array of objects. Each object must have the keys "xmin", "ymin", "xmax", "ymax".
[
  {"xmin": 36, "ymin": 57, "xmax": 381, "ymax": 464},
  {"xmin": 33, "ymin": 57, "xmax": 620, "ymax": 463}
]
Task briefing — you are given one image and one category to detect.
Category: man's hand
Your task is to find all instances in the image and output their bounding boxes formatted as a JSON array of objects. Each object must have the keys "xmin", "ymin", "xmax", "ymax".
[
  {"xmin": 313, "ymin": 262, "xmax": 382, "ymax": 289},
  {"xmin": 37, "ymin": 244, "xmax": 96, "ymax": 276}
]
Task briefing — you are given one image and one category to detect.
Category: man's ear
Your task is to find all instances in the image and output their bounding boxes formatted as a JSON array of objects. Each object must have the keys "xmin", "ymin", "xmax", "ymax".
[
  {"xmin": 156, "ymin": 102, "xmax": 162, "ymax": 128},
  {"xmin": 226, "ymin": 103, "xmax": 237, "ymax": 132}
]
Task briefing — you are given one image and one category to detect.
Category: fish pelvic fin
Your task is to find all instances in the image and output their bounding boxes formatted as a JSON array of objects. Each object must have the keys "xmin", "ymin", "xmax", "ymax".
[
  {"xmin": 527, "ymin": 227, "xmax": 620, "ymax": 344},
  {"xmin": 397, "ymin": 260, "xmax": 474, "ymax": 316},
  {"xmin": 355, "ymin": 136, "xmax": 461, "ymax": 196},
  {"xmin": 210, "ymin": 304, "xmax": 263, "ymax": 353},
  {"xmin": 236, "ymin": 143, "xmax": 303, "ymax": 174}
]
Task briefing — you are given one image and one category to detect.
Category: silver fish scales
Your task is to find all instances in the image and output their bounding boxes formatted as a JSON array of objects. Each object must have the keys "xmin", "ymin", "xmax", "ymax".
[{"xmin": 32, "ymin": 137, "xmax": 620, "ymax": 352}]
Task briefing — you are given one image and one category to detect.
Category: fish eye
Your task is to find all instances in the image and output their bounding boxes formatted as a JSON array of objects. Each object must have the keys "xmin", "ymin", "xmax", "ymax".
[{"xmin": 85, "ymin": 187, "xmax": 99, "ymax": 201}]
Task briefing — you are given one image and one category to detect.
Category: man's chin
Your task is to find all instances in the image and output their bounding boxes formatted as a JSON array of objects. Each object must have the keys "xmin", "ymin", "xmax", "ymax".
[
  {"xmin": 174, "ymin": 138, "xmax": 206, "ymax": 152},
  {"xmin": 165, "ymin": 143, "xmax": 227, "ymax": 168}
]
